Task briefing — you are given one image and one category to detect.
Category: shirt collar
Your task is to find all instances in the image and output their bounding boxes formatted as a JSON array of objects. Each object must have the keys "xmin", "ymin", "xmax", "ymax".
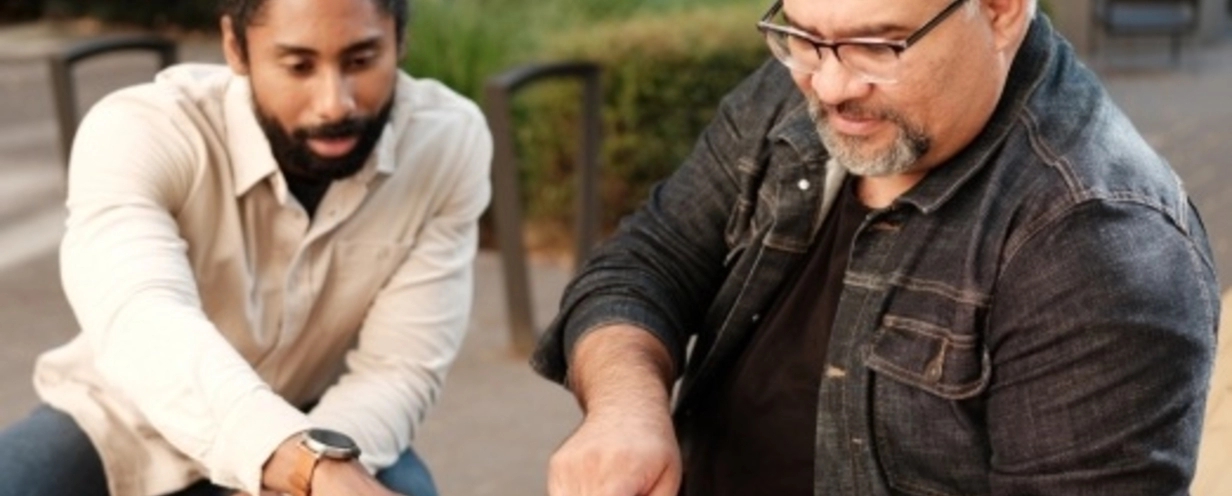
[
  {"xmin": 223, "ymin": 76, "xmax": 400, "ymax": 201},
  {"xmin": 224, "ymin": 77, "xmax": 280, "ymax": 199}
]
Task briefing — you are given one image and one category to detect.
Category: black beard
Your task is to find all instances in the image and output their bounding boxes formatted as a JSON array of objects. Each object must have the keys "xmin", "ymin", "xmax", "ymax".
[{"xmin": 254, "ymin": 96, "xmax": 394, "ymax": 183}]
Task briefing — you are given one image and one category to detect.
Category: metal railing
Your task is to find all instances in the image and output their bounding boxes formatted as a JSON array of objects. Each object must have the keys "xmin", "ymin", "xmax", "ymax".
[
  {"xmin": 1090, "ymin": 0, "xmax": 1199, "ymax": 66},
  {"xmin": 50, "ymin": 34, "xmax": 178, "ymax": 166},
  {"xmin": 483, "ymin": 61, "xmax": 602, "ymax": 355}
]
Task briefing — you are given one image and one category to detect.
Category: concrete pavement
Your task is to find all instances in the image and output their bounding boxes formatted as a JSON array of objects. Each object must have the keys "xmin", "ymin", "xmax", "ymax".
[{"xmin": 1, "ymin": 19, "xmax": 1231, "ymax": 496}]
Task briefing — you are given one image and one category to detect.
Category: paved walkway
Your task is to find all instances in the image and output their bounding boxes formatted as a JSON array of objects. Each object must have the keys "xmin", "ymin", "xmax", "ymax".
[{"xmin": 0, "ymin": 20, "xmax": 1230, "ymax": 496}]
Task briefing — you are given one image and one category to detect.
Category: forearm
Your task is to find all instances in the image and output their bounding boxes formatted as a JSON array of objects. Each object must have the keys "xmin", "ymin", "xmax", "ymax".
[
  {"xmin": 569, "ymin": 324, "xmax": 676, "ymax": 416},
  {"xmin": 61, "ymin": 184, "xmax": 312, "ymax": 493},
  {"xmin": 547, "ymin": 324, "xmax": 683, "ymax": 496}
]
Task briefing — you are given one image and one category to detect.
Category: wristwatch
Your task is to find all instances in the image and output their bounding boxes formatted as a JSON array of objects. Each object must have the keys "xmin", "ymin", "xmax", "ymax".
[{"xmin": 289, "ymin": 428, "xmax": 362, "ymax": 496}]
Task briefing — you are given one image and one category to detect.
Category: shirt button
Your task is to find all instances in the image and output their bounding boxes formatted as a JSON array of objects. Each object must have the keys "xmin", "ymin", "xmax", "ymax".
[
  {"xmin": 797, "ymin": 179, "xmax": 811, "ymax": 191},
  {"xmin": 751, "ymin": 314, "xmax": 761, "ymax": 323}
]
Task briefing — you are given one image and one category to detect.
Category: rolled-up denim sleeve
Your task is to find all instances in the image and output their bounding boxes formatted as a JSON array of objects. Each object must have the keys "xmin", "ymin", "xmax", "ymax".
[{"xmin": 986, "ymin": 199, "xmax": 1219, "ymax": 495}]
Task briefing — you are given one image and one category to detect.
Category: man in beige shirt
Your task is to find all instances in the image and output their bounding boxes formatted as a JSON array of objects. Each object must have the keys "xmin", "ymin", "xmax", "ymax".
[{"xmin": 0, "ymin": 0, "xmax": 490, "ymax": 495}]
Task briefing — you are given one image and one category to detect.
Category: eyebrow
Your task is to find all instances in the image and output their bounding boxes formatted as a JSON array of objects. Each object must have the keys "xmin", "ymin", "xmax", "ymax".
[
  {"xmin": 782, "ymin": 11, "xmax": 913, "ymax": 40},
  {"xmin": 274, "ymin": 35, "xmax": 384, "ymax": 58}
]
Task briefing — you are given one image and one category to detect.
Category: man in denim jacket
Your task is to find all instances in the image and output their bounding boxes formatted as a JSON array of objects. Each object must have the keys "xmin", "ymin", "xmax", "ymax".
[{"xmin": 532, "ymin": 0, "xmax": 1220, "ymax": 495}]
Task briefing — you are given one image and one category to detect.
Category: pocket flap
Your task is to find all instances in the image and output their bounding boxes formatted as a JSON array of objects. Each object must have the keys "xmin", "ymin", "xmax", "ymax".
[{"xmin": 865, "ymin": 315, "xmax": 990, "ymax": 400}]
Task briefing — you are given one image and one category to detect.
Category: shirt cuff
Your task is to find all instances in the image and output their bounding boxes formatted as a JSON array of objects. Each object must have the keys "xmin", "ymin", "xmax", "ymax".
[{"xmin": 207, "ymin": 389, "xmax": 314, "ymax": 494}]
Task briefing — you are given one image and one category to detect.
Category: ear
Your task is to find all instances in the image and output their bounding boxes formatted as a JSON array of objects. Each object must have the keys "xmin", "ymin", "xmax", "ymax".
[
  {"xmin": 220, "ymin": 16, "xmax": 249, "ymax": 76},
  {"xmin": 979, "ymin": 0, "xmax": 1032, "ymax": 54},
  {"xmin": 396, "ymin": 40, "xmax": 408, "ymax": 62}
]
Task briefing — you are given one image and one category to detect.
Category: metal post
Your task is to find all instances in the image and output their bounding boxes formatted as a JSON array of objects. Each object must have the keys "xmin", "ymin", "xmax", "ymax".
[
  {"xmin": 483, "ymin": 61, "xmax": 602, "ymax": 356},
  {"xmin": 575, "ymin": 68, "xmax": 603, "ymax": 267},
  {"xmin": 484, "ymin": 81, "xmax": 538, "ymax": 356},
  {"xmin": 49, "ymin": 34, "xmax": 178, "ymax": 166},
  {"xmin": 49, "ymin": 56, "xmax": 78, "ymax": 167}
]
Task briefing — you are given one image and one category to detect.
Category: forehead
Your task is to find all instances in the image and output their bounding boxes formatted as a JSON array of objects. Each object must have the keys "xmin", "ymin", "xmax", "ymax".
[
  {"xmin": 780, "ymin": 0, "xmax": 944, "ymax": 37},
  {"xmin": 248, "ymin": 0, "xmax": 392, "ymax": 46}
]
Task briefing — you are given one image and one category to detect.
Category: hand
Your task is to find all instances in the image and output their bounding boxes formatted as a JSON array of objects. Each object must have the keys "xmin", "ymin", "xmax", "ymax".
[
  {"xmin": 310, "ymin": 459, "xmax": 403, "ymax": 496},
  {"xmin": 547, "ymin": 325, "xmax": 682, "ymax": 496},
  {"xmin": 548, "ymin": 405, "xmax": 681, "ymax": 496}
]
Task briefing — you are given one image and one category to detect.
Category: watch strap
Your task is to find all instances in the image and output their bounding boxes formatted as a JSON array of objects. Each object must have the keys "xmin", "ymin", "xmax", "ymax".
[{"xmin": 289, "ymin": 442, "xmax": 321, "ymax": 496}]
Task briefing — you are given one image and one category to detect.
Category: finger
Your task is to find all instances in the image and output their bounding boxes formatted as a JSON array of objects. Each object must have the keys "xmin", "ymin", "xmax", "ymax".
[
  {"xmin": 548, "ymin": 446, "xmax": 635, "ymax": 496},
  {"xmin": 547, "ymin": 449, "xmax": 581, "ymax": 496},
  {"xmin": 644, "ymin": 458, "xmax": 682, "ymax": 496}
]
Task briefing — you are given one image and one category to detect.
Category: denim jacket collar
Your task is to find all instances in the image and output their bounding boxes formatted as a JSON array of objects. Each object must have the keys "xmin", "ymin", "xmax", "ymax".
[
  {"xmin": 899, "ymin": 17, "xmax": 1054, "ymax": 214},
  {"xmin": 769, "ymin": 94, "xmax": 828, "ymax": 166}
]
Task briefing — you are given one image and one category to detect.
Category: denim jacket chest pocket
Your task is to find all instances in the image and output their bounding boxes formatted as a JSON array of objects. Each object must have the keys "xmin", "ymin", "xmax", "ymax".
[
  {"xmin": 864, "ymin": 283, "xmax": 994, "ymax": 496},
  {"xmin": 722, "ymin": 143, "xmax": 824, "ymax": 265},
  {"xmin": 722, "ymin": 156, "xmax": 774, "ymax": 267}
]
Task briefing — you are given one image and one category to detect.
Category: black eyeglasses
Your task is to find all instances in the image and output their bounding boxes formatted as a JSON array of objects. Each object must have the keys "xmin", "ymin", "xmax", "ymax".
[{"xmin": 757, "ymin": 0, "xmax": 969, "ymax": 84}]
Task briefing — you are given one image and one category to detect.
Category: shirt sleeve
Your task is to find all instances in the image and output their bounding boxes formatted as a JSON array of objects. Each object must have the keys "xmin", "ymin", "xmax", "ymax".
[
  {"xmin": 986, "ymin": 200, "xmax": 1218, "ymax": 495},
  {"xmin": 306, "ymin": 104, "xmax": 493, "ymax": 472},
  {"xmin": 529, "ymin": 59, "xmax": 799, "ymax": 385},
  {"xmin": 60, "ymin": 89, "xmax": 312, "ymax": 494}
]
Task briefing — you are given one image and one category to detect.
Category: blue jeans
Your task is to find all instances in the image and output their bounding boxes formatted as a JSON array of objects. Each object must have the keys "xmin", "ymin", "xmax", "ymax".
[{"xmin": 0, "ymin": 405, "xmax": 437, "ymax": 496}]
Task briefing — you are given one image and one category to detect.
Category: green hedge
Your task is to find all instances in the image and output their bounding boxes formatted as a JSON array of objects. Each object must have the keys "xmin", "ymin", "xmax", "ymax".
[{"xmin": 510, "ymin": 3, "xmax": 768, "ymax": 234}]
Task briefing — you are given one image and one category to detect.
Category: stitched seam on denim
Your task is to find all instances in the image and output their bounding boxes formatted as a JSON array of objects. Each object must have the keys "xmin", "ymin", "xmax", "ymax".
[
  {"xmin": 1179, "ymin": 223, "xmax": 1219, "ymax": 338},
  {"xmin": 845, "ymin": 273, "xmax": 991, "ymax": 308},
  {"xmin": 1101, "ymin": 190, "xmax": 1178, "ymax": 220},
  {"xmin": 1021, "ymin": 109, "xmax": 1083, "ymax": 202},
  {"xmin": 844, "ymin": 272, "xmax": 886, "ymax": 291},
  {"xmin": 1192, "ymin": 247, "xmax": 1217, "ymax": 339},
  {"xmin": 882, "ymin": 315, "xmax": 978, "ymax": 345},
  {"xmin": 1002, "ymin": 195, "xmax": 1184, "ymax": 274},
  {"xmin": 723, "ymin": 196, "xmax": 753, "ymax": 255},
  {"xmin": 714, "ymin": 243, "xmax": 768, "ymax": 335},
  {"xmin": 734, "ymin": 155, "xmax": 759, "ymax": 175},
  {"xmin": 686, "ymin": 239, "xmax": 772, "ymax": 402},
  {"xmin": 888, "ymin": 475, "xmax": 967, "ymax": 496},
  {"xmin": 866, "ymin": 354, "xmax": 985, "ymax": 398},
  {"xmin": 1172, "ymin": 172, "xmax": 1190, "ymax": 234},
  {"xmin": 889, "ymin": 274, "xmax": 992, "ymax": 307},
  {"xmin": 722, "ymin": 153, "xmax": 760, "ymax": 248}
]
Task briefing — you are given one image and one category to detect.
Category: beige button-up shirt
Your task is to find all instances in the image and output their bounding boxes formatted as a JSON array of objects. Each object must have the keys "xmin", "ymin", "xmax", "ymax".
[{"xmin": 32, "ymin": 64, "xmax": 491, "ymax": 496}]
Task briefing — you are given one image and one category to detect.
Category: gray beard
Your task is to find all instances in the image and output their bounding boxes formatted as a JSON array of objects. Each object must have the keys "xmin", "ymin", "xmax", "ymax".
[{"xmin": 807, "ymin": 95, "xmax": 932, "ymax": 177}]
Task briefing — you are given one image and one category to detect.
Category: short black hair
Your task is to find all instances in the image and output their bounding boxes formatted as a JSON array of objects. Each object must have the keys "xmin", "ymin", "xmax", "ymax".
[{"xmin": 220, "ymin": 0, "xmax": 409, "ymax": 60}]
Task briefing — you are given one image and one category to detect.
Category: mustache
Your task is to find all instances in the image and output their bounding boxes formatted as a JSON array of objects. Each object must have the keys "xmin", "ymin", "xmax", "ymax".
[
  {"xmin": 814, "ymin": 100, "xmax": 897, "ymax": 122},
  {"xmin": 293, "ymin": 118, "xmax": 365, "ymax": 141}
]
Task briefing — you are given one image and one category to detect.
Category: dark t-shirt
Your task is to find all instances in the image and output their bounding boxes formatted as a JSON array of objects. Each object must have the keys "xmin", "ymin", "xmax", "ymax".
[
  {"xmin": 683, "ymin": 177, "xmax": 869, "ymax": 496},
  {"xmin": 285, "ymin": 173, "xmax": 331, "ymax": 219}
]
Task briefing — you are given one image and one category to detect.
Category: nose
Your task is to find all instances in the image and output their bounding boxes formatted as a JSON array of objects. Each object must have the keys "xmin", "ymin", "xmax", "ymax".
[
  {"xmin": 314, "ymin": 69, "xmax": 356, "ymax": 123},
  {"xmin": 807, "ymin": 54, "xmax": 873, "ymax": 108}
]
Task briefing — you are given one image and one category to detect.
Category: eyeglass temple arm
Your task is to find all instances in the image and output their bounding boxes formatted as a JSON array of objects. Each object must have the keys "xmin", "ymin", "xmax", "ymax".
[
  {"xmin": 760, "ymin": 0, "xmax": 784, "ymax": 23},
  {"xmin": 905, "ymin": 0, "xmax": 969, "ymax": 46}
]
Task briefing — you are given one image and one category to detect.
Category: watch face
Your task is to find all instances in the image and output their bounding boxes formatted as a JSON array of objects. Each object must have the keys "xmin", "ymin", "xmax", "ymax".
[{"xmin": 305, "ymin": 428, "xmax": 361, "ymax": 459}]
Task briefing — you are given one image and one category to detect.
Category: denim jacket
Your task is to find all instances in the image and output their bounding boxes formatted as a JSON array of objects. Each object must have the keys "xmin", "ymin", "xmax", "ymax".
[{"xmin": 532, "ymin": 17, "xmax": 1219, "ymax": 496}]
